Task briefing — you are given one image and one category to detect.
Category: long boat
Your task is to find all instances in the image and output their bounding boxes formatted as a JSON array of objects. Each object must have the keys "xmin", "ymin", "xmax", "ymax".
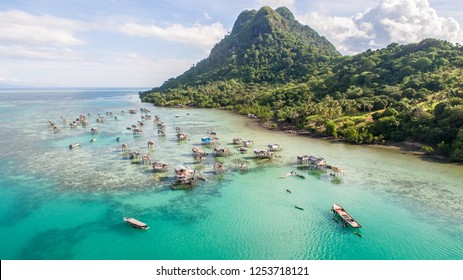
[
  {"xmin": 331, "ymin": 203, "xmax": 361, "ymax": 228},
  {"xmin": 123, "ymin": 217, "xmax": 149, "ymax": 230},
  {"xmin": 69, "ymin": 142, "xmax": 81, "ymax": 148}
]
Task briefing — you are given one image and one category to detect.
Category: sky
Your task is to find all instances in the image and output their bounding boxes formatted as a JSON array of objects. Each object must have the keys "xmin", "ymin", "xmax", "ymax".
[{"xmin": 0, "ymin": 0, "xmax": 462, "ymax": 87}]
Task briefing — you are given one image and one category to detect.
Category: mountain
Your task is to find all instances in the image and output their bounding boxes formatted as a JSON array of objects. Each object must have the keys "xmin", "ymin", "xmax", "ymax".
[
  {"xmin": 142, "ymin": 6, "xmax": 339, "ymax": 93},
  {"xmin": 140, "ymin": 7, "xmax": 463, "ymax": 161}
]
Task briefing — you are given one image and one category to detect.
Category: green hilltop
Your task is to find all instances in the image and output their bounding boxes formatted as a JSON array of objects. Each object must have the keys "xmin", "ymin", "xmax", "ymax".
[{"xmin": 141, "ymin": 6, "xmax": 463, "ymax": 161}]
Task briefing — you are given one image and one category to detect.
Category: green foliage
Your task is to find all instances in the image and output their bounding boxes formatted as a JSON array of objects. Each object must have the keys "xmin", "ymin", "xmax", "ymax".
[
  {"xmin": 139, "ymin": 6, "xmax": 463, "ymax": 161},
  {"xmin": 421, "ymin": 145, "xmax": 434, "ymax": 154},
  {"xmin": 325, "ymin": 121, "xmax": 337, "ymax": 138},
  {"xmin": 450, "ymin": 129, "xmax": 463, "ymax": 161}
]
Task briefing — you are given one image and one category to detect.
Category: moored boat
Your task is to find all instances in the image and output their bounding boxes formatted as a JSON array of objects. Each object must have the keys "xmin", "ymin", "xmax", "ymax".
[
  {"xmin": 280, "ymin": 171, "xmax": 294, "ymax": 178},
  {"xmin": 123, "ymin": 217, "xmax": 149, "ymax": 230},
  {"xmin": 69, "ymin": 142, "xmax": 81, "ymax": 148},
  {"xmin": 331, "ymin": 203, "xmax": 361, "ymax": 228}
]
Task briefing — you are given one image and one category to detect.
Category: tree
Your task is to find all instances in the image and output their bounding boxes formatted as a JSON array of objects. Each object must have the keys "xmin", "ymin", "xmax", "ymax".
[
  {"xmin": 325, "ymin": 121, "xmax": 337, "ymax": 138},
  {"xmin": 450, "ymin": 129, "xmax": 463, "ymax": 161}
]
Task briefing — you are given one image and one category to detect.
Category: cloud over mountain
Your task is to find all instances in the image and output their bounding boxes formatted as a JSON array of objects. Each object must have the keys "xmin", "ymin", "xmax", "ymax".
[
  {"xmin": 119, "ymin": 22, "xmax": 227, "ymax": 52},
  {"xmin": 298, "ymin": 0, "xmax": 462, "ymax": 54}
]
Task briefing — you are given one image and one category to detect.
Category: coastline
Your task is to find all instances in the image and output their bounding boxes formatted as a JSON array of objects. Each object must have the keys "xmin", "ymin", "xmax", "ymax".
[
  {"xmin": 243, "ymin": 116, "xmax": 455, "ymax": 162},
  {"xmin": 140, "ymin": 103, "xmax": 455, "ymax": 163}
]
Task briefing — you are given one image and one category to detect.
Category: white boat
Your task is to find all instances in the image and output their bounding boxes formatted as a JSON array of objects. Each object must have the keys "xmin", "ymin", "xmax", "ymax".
[
  {"xmin": 69, "ymin": 142, "xmax": 81, "ymax": 148},
  {"xmin": 123, "ymin": 217, "xmax": 149, "ymax": 230},
  {"xmin": 280, "ymin": 171, "xmax": 294, "ymax": 178}
]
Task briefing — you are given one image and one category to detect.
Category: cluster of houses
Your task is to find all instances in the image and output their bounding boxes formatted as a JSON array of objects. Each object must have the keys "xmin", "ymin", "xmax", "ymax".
[
  {"xmin": 54, "ymin": 105, "xmax": 344, "ymax": 191},
  {"xmin": 296, "ymin": 155, "xmax": 344, "ymax": 176}
]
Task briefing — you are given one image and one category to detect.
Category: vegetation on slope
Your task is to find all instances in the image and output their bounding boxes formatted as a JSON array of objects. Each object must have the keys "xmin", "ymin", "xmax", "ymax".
[{"xmin": 140, "ymin": 6, "xmax": 463, "ymax": 161}]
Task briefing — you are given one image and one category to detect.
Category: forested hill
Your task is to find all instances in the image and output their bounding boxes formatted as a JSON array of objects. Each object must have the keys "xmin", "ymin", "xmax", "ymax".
[
  {"xmin": 140, "ymin": 6, "xmax": 463, "ymax": 161},
  {"xmin": 144, "ymin": 6, "xmax": 340, "ymax": 90}
]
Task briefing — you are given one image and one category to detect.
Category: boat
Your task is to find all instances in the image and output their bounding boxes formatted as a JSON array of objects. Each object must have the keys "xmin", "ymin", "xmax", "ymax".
[
  {"xmin": 331, "ymin": 203, "xmax": 362, "ymax": 228},
  {"xmin": 201, "ymin": 137, "xmax": 212, "ymax": 144},
  {"xmin": 295, "ymin": 205, "xmax": 304, "ymax": 210},
  {"xmin": 280, "ymin": 171, "xmax": 294, "ymax": 178},
  {"xmin": 123, "ymin": 217, "xmax": 149, "ymax": 230},
  {"xmin": 69, "ymin": 142, "xmax": 81, "ymax": 148}
]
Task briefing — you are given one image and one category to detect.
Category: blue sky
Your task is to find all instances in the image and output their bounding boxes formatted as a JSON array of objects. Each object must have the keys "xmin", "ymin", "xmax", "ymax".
[{"xmin": 0, "ymin": 0, "xmax": 461, "ymax": 87}]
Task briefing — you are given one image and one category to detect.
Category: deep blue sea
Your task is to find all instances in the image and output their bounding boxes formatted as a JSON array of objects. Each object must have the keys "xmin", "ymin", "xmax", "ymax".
[{"xmin": 0, "ymin": 88, "xmax": 462, "ymax": 260}]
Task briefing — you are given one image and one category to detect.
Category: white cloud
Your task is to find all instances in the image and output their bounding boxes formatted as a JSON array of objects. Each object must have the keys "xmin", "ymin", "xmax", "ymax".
[
  {"xmin": 0, "ymin": 45, "xmax": 83, "ymax": 61},
  {"xmin": 119, "ymin": 22, "xmax": 227, "ymax": 52},
  {"xmin": 0, "ymin": 10, "xmax": 87, "ymax": 46},
  {"xmin": 0, "ymin": 68, "xmax": 20, "ymax": 84},
  {"xmin": 297, "ymin": 0, "xmax": 462, "ymax": 54},
  {"xmin": 127, "ymin": 52, "xmax": 140, "ymax": 59}
]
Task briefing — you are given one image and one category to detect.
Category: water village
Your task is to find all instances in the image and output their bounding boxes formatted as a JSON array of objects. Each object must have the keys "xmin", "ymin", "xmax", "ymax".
[{"xmin": 47, "ymin": 107, "xmax": 360, "ymax": 233}]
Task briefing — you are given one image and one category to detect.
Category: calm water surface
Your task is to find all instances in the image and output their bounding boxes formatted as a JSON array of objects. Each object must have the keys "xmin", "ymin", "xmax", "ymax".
[{"xmin": 0, "ymin": 88, "xmax": 462, "ymax": 260}]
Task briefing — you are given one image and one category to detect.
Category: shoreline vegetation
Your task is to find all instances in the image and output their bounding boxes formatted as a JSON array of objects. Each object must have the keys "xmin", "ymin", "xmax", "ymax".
[{"xmin": 140, "ymin": 6, "xmax": 463, "ymax": 162}]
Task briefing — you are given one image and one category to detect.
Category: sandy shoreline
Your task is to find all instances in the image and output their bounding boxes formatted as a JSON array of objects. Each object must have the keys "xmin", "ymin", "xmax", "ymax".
[{"xmin": 242, "ymin": 117, "xmax": 455, "ymax": 161}]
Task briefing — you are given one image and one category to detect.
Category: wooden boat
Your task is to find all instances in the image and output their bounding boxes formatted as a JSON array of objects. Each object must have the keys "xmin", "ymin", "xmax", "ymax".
[
  {"xmin": 331, "ymin": 203, "xmax": 362, "ymax": 228},
  {"xmin": 69, "ymin": 142, "xmax": 81, "ymax": 148},
  {"xmin": 123, "ymin": 217, "xmax": 149, "ymax": 230},
  {"xmin": 280, "ymin": 171, "xmax": 293, "ymax": 178}
]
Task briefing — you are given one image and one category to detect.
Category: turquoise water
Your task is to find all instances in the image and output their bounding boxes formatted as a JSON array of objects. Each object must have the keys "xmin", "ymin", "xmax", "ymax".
[{"xmin": 0, "ymin": 88, "xmax": 462, "ymax": 260}]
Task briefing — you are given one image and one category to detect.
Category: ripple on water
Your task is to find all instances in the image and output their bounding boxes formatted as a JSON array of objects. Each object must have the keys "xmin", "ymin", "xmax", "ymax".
[{"xmin": 1, "ymin": 89, "xmax": 463, "ymax": 260}]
